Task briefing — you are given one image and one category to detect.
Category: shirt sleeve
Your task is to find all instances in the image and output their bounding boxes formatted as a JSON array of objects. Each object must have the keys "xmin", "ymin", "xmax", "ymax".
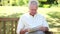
[
  {"xmin": 16, "ymin": 17, "xmax": 25, "ymax": 34},
  {"xmin": 42, "ymin": 16, "xmax": 49, "ymax": 28}
]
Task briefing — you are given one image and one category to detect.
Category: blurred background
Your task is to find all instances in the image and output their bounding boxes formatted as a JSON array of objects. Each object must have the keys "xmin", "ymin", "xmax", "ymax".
[{"xmin": 0, "ymin": 0, "xmax": 60, "ymax": 34}]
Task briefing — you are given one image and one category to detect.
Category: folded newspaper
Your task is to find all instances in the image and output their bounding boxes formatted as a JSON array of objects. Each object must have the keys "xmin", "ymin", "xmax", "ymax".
[{"xmin": 28, "ymin": 26, "xmax": 41, "ymax": 33}]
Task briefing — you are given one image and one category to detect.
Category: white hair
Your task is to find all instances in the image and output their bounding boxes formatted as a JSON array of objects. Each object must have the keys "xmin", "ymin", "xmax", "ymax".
[{"xmin": 28, "ymin": 0, "xmax": 39, "ymax": 7}]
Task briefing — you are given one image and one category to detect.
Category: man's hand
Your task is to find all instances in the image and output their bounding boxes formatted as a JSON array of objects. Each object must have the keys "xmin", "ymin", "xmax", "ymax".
[
  {"xmin": 20, "ymin": 28, "xmax": 30, "ymax": 34},
  {"xmin": 38, "ymin": 26, "xmax": 48, "ymax": 32},
  {"xmin": 20, "ymin": 29, "xmax": 27, "ymax": 34}
]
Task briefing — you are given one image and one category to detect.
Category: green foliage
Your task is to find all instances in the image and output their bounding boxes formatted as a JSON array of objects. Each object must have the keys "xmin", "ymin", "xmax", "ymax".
[
  {"xmin": 19, "ymin": 0, "xmax": 25, "ymax": 6},
  {"xmin": 0, "ymin": 0, "xmax": 59, "ymax": 7},
  {"xmin": 43, "ymin": 4, "xmax": 50, "ymax": 8},
  {"xmin": 38, "ymin": 0, "xmax": 47, "ymax": 2},
  {"xmin": 19, "ymin": 0, "xmax": 28, "ymax": 6}
]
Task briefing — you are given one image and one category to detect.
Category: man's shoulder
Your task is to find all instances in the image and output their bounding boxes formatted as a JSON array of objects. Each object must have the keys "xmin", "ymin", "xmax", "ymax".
[
  {"xmin": 37, "ymin": 13, "xmax": 46, "ymax": 19},
  {"xmin": 37, "ymin": 13, "xmax": 44, "ymax": 17},
  {"xmin": 20, "ymin": 13, "xmax": 28, "ymax": 18}
]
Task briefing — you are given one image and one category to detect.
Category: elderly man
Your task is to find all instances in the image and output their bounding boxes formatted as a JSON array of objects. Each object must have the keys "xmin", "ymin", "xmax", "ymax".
[{"xmin": 16, "ymin": 0, "xmax": 49, "ymax": 34}]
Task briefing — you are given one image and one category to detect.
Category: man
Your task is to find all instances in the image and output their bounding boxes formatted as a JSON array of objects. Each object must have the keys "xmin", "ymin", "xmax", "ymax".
[{"xmin": 16, "ymin": 0, "xmax": 49, "ymax": 34}]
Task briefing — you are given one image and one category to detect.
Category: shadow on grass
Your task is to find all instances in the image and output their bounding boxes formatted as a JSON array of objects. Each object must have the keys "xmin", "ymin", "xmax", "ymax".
[{"xmin": 47, "ymin": 11, "xmax": 60, "ymax": 28}]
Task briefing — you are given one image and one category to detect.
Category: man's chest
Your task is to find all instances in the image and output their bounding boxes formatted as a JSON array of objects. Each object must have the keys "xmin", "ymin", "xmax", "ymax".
[{"xmin": 23, "ymin": 16, "xmax": 43, "ymax": 28}]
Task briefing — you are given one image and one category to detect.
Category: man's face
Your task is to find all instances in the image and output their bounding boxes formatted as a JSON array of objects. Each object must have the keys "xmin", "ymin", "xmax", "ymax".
[{"xmin": 29, "ymin": 4, "xmax": 38, "ymax": 15}]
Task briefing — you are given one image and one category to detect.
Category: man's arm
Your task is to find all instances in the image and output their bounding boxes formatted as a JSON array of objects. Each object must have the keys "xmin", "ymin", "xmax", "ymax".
[
  {"xmin": 20, "ymin": 29, "xmax": 27, "ymax": 34},
  {"xmin": 38, "ymin": 26, "xmax": 49, "ymax": 32},
  {"xmin": 38, "ymin": 16, "xmax": 49, "ymax": 32},
  {"xmin": 25, "ymin": 26, "xmax": 49, "ymax": 33},
  {"xmin": 16, "ymin": 17, "xmax": 25, "ymax": 34}
]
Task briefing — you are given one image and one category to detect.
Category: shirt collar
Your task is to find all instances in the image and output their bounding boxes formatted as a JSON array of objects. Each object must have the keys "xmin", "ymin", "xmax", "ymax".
[{"xmin": 28, "ymin": 13, "xmax": 38, "ymax": 18}]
